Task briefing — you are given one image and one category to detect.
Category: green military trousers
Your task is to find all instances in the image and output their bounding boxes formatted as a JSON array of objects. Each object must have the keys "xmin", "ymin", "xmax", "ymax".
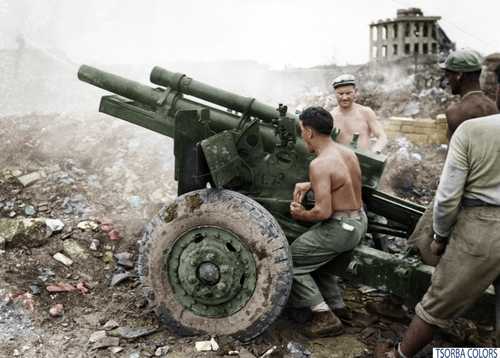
[{"xmin": 289, "ymin": 211, "xmax": 367, "ymax": 308}]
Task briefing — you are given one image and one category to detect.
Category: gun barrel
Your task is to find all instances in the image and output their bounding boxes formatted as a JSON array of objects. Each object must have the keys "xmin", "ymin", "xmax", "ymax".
[
  {"xmin": 78, "ymin": 65, "xmax": 163, "ymax": 107},
  {"xmin": 150, "ymin": 66, "xmax": 297, "ymax": 123}
]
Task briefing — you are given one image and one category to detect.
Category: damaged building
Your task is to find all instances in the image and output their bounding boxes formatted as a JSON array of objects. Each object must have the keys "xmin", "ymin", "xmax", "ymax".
[{"xmin": 369, "ymin": 8, "xmax": 455, "ymax": 62}]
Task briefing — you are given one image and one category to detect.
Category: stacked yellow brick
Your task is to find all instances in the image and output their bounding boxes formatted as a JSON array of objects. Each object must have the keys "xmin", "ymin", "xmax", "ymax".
[{"xmin": 383, "ymin": 115, "xmax": 448, "ymax": 144}]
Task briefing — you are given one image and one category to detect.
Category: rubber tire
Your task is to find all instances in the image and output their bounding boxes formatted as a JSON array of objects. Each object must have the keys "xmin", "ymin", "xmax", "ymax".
[{"xmin": 137, "ymin": 189, "xmax": 292, "ymax": 341}]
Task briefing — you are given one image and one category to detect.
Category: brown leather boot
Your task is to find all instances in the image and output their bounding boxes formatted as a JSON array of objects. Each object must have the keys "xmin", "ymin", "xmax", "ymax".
[
  {"xmin": 333, "ymin": 306, "xmax": 353, "ymax": 321},
  {"xmin": 302, "ymin": 310, "xmax": 344, "ymax": 338}
]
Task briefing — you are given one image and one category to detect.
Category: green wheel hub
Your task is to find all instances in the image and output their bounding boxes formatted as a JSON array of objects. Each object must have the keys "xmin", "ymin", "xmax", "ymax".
[{"xmin": 167, "ymin": 226, "xmax": 257, "ymax": 317}]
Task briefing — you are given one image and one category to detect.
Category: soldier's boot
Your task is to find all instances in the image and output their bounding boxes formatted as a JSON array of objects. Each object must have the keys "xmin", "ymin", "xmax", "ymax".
[
  {"xmin": 333, "ymin": 306, "xmax": 353, "ymax": 322},
  {"xmin": 302, "ymin": 310, "xmax": 344, "ymax": 338}
]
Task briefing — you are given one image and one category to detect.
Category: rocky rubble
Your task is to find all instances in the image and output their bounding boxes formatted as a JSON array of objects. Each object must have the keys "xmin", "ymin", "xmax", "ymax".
[
  {"xmin": 379, "ymin": 138, "xmax": 447, "ymax": 205},
  {"xmin": 291, "ymin": 61, "xmax": 458, "ymax": 120}
]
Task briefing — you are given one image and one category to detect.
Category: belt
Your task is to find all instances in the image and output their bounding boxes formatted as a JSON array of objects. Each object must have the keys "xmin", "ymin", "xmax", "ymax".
[
  {"xmin": 461, "ymin": 197, "xmax": 500, "ymax": 208},
  {"xmin": 331, "ymin": 208, "xmax": 364, "ymax": 219}
]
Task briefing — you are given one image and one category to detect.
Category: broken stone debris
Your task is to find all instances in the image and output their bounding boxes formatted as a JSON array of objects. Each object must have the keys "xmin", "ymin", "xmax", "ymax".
[
  {"xmin": 88, "ymin": 330, "xmax": 107, "ymax": 343},
  {"xmin": 17, "ymin": 171, "xmax": 43, "ymax": 187},
  {"xmin": 23, "ymin": 205, "xmax": 36, "ymax": 216},
  {"xmin": 260, "ymin": 346, "xmax": 278, "ymax": 357},
  {"xmin": 92, "ymin": 336, "xmax": 120, "ymax": 350},
  {"xmin": 45, "ymin": 218, "xmax": 64, "ymax": 233},
  {"xmin": 100, "ymin": 223, "xmax": 113, "ymax": 232},
  {"xmin": 0, "ymin": 217, "xmax": 54, "ymax": 248},
  {"xmin": 49, "ymin": 303, "xmax": 64, "ymax": 317},
  {"xmin": 286, "ymin": 341, "xmax": 311, "ymax": 357},
  {"xmin": 210, "ymin": 337, "xmax": 220, "ymax": 351},
  {"xmin": 63, "ymin": 239, "xmax": 89, "ymax": 260},
  {"xmin": 77, "ymin": 220, "xmax": 99, "ymax": 231},
  {"xmin": 108, "ymin": 326, "xmax": 158, "ymax": 340},
  {"xmin": 154, "ymin": 345, "xmax": 170, "ymax": 356},
  {"xmin": 109, "ymin": 346, "xmax": 124, "ymax": 354},
  {"xmin": 30, "ymin": 284, "xmax": 41, "ymax": 295},
  {"xmin": 53, "ymin": 252, "xmax": 73, "ymax": 266},
  {"xmin": 110, "ymin": 272, "xmax": 132, "ymax": 287},
  {"xmin": 115, "ymin": 252, "xmax": 134, "ymax": 268},
  {"xmin": 195, "ymin": 337, "xmax": 219, "ymax": 352},
  {"xmin": 89, "ymin": 239, "xmax": 99, "ymax": 251},
  {"xmin": 46, "ymin": 282, "xmax": 77, "ymax": 293},
  {"xmin": 103, "ymin": 319, "xmax": 119, "ymax": 330},
  {"xmin": 46, "ymin": 281, "xmax": 89, "ymax": 295},
  {"xmin": 76, "ymin": 282, "xmax": 89, "ymax": 294},
  {"xmin": 7, "ymin": 292, "xmax": 35, "ymax": 311},
  {"xmin": 108, "ymin": 229, "xmax": 122, "ymax": 241}
]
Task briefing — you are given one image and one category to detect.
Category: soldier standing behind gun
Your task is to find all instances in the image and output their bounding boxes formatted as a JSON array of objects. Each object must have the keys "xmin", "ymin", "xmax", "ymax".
[
  {"xmin": 408, "ymin": 49, "xmax": 499, "ymax": 265},
  {"xmin": 331, "ymin": 74, "xmax": 387, "ymax": 153},
  {"xmin": 288, "ymin": 106, "xmax": 367, "ymax": 337},
  {"xmin": 327, "ymin": 74, "xmax": 388, "ymax": 318}
]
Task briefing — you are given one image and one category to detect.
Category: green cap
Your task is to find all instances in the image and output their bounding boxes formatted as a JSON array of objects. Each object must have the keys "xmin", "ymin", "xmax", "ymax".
[{"xmin": 439, "ymin": 49, "xmax": 483, "ymax": 72}]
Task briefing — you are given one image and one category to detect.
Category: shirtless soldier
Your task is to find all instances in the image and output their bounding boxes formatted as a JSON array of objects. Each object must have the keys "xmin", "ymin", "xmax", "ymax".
[
  {"xmin": 408, "ymin": 49, "xmax": 498, "ymax": 266},
  {"xmin": 331, "ymin": 74, "xmax": 387, "ymax": 153},
  {"xmin": 288, "ymin": 106, "xmax": 367, "ymax": 337}
]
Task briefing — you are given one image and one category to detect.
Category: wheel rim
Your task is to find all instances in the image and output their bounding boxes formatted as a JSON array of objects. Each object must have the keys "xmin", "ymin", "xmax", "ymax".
[{"xmin": 166, "ymin": 226, "xmax": 257, "ymax": 318}]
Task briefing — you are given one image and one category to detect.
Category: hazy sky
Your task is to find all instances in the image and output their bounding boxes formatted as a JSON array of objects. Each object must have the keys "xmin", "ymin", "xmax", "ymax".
[{"xmin": 0, "ymin": 0, "xmax": 498, "ymax": 69}]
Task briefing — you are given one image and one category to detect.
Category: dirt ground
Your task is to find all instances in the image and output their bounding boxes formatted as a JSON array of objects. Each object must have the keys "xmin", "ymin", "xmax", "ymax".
[{"xmin": 0, "ymin": 113, "xmax": 495, "ymax": 358}]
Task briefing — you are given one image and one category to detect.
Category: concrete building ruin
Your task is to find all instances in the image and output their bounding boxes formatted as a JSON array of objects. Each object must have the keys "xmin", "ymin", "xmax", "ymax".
[{"xmin": 370, "ymin": 8, "xmax": 455, "ymax": 62}]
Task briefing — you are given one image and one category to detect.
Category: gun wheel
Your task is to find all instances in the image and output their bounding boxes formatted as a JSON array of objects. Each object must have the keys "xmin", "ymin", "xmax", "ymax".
[{"xmin": 138, "ymin": 189, "xmax": 292, "ymax": 341}]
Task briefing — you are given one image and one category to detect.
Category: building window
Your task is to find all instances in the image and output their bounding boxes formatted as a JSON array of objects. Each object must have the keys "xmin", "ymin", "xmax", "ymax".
[
  {"xmin": 372, "ymin": 26, "xmax": 377, "ymax": 41},
  {"xmin": 394, "ymin": 24, "xmax": 398, "ymax": 39},
  {"xmin": 405, "ymin": 43, "xmax": 410, "ymax": 55},
  {"xmin": 393, "ymin": 44, "xmax": 398, "ymax": 55},
  {"xmin": 423, "ymin": 43, "xmax": 429, "ymax": 54},
  {"xmin": 432, "ymin": 26, "xmax": 437, "ymax": 39},
  {"xmin": 414, "ymin": 43, "xmax": 419, "ymax": 54},
  {"xmin": 372, "ymin": 46, "xmax": 378, "ymax": 58},
  {"xmin": 382, "ymin": 45, "xmax": 387, "ymax": 57},
  {"xmin": 423, "ymin": 23, "xmax": 429, "ymax": 37},
  {"xmin": 414, "ymin": 22, "xmax": 420, "ymax": 37},
  {"xmin": 405, "ymin": 23, "xmax": 410, "ymax": 37},
  {"xmin": 382, "ymin": 26, "xmax": 387, "ymax": 40},
  {"xmin": 432, "ymin": 43, "xmax": 438, "ymax": 54}
]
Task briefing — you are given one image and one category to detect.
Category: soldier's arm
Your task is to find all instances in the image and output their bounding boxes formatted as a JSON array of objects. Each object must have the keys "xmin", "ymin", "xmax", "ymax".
[
  {"xmin": 293, "ymin": 182, "xmax": 311, "ymax": 203},
  {"xmin": 290, "ymin": 160, "xmax": 334, "ymax": 221},
  {"xmin": 433, "ymin": 125, "xmax": 469, "ymax": 237},
  {"xmin": 445, "ymin": 105, "xmax": 462, "ymax": 139},
  {"xmin": 365, "ymin": 108, "xmax": 387, "ymax": 153}
]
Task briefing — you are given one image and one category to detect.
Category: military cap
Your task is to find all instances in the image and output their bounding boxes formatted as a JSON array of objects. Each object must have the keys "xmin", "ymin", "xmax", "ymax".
[
  {"xmin": 439, "ymin": 49, "xmax": 483, "ymax": 72},
  {"xmin": 332, "ymin": 74, "xmax": 356, "ymax": 89}
]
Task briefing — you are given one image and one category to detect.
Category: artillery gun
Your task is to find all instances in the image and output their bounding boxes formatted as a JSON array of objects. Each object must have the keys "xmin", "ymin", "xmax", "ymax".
[{"xmin": 78, "ymin": 65, "xmax": 495, "ymax": 340}]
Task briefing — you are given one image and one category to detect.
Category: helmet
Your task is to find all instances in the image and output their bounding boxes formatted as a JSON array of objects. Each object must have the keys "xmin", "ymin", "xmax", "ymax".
[{"xmin": 439, "ymin": 49, "xmax": 483, "ymax": 72}]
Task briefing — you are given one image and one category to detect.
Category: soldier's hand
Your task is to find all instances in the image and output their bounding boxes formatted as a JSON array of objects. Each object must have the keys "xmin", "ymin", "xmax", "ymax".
[
  {"xmin": 290, "ymin": 201, "xmax": 304, "ymax": 219},
  {"xmin": 430, "ymin": 240, "xmax": 447, "ymax": 256},
  {"xmin": 293, "ymin": 182, "xmax": 311, "ymax": 204}
]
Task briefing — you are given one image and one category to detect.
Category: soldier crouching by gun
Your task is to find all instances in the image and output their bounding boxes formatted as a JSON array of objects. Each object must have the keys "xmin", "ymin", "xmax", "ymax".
[{"xmin": 287, "ymin": 107, "xmax": 367, "ymax": 338}]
